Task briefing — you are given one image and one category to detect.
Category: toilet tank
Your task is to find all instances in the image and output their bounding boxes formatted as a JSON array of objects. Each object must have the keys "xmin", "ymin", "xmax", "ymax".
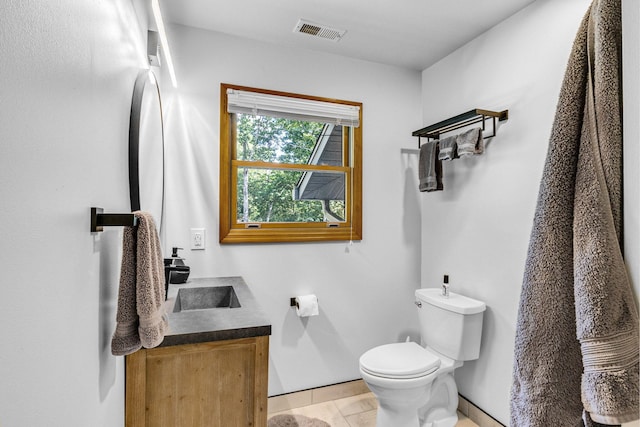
[{"xmin": 415, "ymin": 288, "xmax": 486, "ymax": 361}]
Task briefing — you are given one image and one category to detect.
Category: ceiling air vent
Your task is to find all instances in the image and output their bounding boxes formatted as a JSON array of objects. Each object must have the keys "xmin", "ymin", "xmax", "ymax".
[{"xmin": 293, "ymin": 19, "xmax": 346, "ymax": 42}]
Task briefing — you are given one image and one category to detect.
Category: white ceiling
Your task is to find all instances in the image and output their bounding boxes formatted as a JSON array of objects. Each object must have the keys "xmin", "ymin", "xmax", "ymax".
[{"xmin": 159, "ymin": 0, "xmax": 537, "ymax": 71}]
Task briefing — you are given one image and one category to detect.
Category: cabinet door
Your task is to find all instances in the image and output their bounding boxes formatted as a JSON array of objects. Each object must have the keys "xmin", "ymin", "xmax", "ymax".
[{"xmin": 126, "ymin": 336, "xmax": 269, "ymax": 427}]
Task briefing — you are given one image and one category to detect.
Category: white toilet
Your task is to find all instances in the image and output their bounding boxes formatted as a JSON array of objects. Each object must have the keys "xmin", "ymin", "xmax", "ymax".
[{"xmin": 359, "ymin": 287, "xmax": 486, "ymax": 427}]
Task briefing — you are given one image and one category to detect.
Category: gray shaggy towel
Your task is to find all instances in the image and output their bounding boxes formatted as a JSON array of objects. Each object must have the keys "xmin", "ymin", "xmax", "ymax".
[
  {"xmin": 111, "ymin": 211, "xmax": 167, "ymax": 355},
  {"xmin": 510, "ymin": 0, "xmax": 639, "ymax": 426}
]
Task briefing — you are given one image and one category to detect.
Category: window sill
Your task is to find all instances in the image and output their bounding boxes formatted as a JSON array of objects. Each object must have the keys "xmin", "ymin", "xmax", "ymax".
[{"xmin": 219, "ymin": 226, "xmax": 362, "ymax": 244}]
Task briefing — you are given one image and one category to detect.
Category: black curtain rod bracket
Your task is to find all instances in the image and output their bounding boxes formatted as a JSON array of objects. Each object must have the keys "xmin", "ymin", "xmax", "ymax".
[
  {"xmin": 91, "ymin": 207, "xmax": 137, "ymax": 232},
  {"xmin": 412, "ymin": 108, "xmax": 508, "ymax": 148}
]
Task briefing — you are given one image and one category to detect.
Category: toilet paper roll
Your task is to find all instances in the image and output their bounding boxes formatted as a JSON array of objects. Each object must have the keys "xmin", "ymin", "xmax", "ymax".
[{"xmin": 295, "ymin": 294, "xmax": 319, "ymax": 317}]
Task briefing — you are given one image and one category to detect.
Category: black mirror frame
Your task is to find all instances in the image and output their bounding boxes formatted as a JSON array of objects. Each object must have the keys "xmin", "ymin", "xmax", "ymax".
[{"xmin": 129, "ymin": 69, "xmax": 165, "ymax": 227}]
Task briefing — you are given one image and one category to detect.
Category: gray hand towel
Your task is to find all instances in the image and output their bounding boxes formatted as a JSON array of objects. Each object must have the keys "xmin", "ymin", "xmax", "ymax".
[
  {"xmin": 437, "ymin": 135, "xmax": 458, "ymax": 161},
  {"xmin": 511, "ymin": 0, "xmax": 639, "ymax": 425},
  {"xmin": 418, "ymin": 140, "xmax": 443, "ymax": 192},
  {"xmin": 111, "ymin": 224, "xmax": 141, "ymax": 356},
  {"xmin": 111, "ymin": 211, "xmax": 167, "ymax": 356},
  {"xmin": 456, "ymin": 127, "xmax": 483, "ymax": 156},
  {"xmin": 135, "ymin": 211, "xmax": 168, "ymax": 349}
]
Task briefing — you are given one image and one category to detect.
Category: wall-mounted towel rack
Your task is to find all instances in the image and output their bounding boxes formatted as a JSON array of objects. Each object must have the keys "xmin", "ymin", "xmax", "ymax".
[
  {"xmin": 412, "ymin": 108, "xmax": 508, "ymax": 148},
  {"xmin": 91, "ymin": 207, "xmax": 137, "ymax": 232}
]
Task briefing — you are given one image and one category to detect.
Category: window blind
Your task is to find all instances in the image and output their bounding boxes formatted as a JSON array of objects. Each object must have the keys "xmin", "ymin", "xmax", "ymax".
[{"xmin": 226, "ymin": 88, "xmax": 360, "ymax": 127}]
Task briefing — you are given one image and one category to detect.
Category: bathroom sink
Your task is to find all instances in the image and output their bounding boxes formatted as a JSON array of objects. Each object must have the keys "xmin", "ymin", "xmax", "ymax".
[{"xmin": 173, "ymin": 286, "xmax": 241, "ymax": 312}]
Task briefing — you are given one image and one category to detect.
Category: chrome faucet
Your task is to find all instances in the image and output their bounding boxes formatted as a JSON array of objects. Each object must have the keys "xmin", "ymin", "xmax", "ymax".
[{"xmin": 442, "ymin": 274, "xmax": 450, "ymax": 298}]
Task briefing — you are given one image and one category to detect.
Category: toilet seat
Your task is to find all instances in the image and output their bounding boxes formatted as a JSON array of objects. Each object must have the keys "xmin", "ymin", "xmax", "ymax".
[{"xmin": 360, "ymin": 342, "xmax": 441, "ymax": 379}]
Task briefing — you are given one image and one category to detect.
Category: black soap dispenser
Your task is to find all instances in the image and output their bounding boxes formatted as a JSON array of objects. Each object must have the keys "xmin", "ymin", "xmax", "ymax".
[{"xmin": 164, "ymin": 247, "xmax": 190, "ymax": 285}]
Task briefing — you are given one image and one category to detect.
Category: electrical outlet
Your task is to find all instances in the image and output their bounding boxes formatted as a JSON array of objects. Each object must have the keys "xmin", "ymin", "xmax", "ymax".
[{"xmin": 190, "ymin": 228, "xmax": 205, "ymax": 250}]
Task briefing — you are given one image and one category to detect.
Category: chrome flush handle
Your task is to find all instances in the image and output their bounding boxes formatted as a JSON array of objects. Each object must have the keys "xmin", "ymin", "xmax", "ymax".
[{"xmin": 414, "ymin": 300, "xmax": 422, "ymax": 308}]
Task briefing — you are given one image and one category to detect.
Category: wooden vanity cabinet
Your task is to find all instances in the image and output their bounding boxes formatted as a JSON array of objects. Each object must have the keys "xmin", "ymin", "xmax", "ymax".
[{"xmin": 125, "ymin": 336, "xmax": 269, "ymax": 427}]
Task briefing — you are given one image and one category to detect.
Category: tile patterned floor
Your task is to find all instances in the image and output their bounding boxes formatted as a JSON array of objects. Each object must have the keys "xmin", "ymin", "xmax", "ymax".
[
  {"xmin": 268, "ymin": 381, "xmax": 640, "ymax": 427},
  {"xmin": 268, "ymin": 391, "xmax": 479, "ymax": 427}
]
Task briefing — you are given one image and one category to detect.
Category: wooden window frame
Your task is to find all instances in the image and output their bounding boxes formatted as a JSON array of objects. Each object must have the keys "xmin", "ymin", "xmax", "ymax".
[{"xmin": 219, "ymin": 83, "xmax": 362, "ymax": 243}]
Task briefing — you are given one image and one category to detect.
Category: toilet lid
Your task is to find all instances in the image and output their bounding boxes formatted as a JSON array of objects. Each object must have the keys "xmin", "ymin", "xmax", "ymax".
[{"xmin": 360, "ymin": 342, "xmax": 440, "ymax": 379}]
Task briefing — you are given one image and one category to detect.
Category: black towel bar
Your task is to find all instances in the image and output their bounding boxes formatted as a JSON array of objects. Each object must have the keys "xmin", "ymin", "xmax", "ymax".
[
  {"xmin": 91, "ymin": 207, "xmax": 137, "ymax": 232},
  {"xmin": 412, "ymin": 108, "xmax": 508, "ymax": 148}
]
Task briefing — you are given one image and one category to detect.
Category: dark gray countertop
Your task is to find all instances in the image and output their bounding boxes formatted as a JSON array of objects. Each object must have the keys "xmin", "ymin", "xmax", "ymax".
[{"xmin": 159, "ymin": 276, "xmax": 272, "ymax": 347}]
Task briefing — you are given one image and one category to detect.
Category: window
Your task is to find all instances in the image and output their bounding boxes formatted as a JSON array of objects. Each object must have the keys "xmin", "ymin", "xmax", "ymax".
[{"xmin": 219, "ymin": 84, "xmax": 362, "ymax": 243}]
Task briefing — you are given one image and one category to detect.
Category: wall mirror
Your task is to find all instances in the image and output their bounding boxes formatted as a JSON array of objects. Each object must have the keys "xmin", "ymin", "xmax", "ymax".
[{"xmin": 129, "ymin": 69, "xmax": 164, "ymax": 229}]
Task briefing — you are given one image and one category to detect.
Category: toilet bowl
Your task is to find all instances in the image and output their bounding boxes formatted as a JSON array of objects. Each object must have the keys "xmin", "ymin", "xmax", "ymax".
[
  {"xmin": 359, "ymin": 288, "xmax": 485, "ymax": 427},
  {"xmin": 359, "ymin": 342, "xmax": 460, "ymax": 427}
]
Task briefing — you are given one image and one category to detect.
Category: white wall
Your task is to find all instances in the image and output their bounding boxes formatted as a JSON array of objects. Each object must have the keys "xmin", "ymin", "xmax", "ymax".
[
  {"xmin": 623, "ymin": 0, "xmax": 640, "ymax": 307},
  {"xmin": 0, "ymin": 1, "xmax": 147, "ymax": 425},
  {"xmin": 419, "ymin": 0, "xmax": 592, "ymax": 423},
  {"xmin": 621, "ymin": 2, "xmax": 640, "ymax": 421},
  {"xmin": 159, "ymin": 25, "xmax": 423, "ymax": 396}
]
